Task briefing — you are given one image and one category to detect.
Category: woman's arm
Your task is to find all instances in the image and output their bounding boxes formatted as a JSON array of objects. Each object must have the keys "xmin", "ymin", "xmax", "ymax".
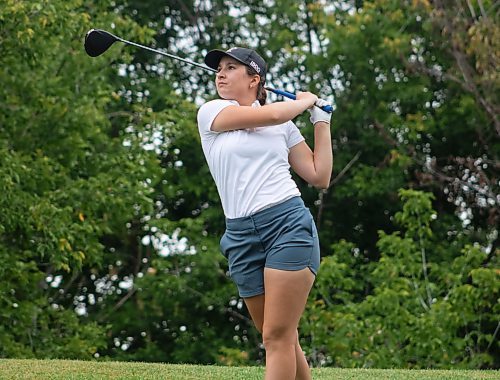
[
  {"xmin": 288, "ymin": 123, "xmax": 332, "ymax": 189},
  {"xmin": 288, "ymin": 104, "xmax": 333, "ymax": 189},
  {"xmin": 211, "ymin": 92, "xmax": 318, "ymax": 132}
]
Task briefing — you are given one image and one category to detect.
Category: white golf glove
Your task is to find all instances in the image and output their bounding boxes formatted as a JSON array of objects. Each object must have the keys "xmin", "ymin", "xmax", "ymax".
[{"xmin": 308, "ymin": 99, "xmax": 332, "ymax": 125}]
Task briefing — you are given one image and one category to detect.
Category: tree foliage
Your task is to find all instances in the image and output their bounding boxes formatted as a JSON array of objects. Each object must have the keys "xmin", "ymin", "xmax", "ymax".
[
  {"xmin": 303, "ymin": 189, "xmax": 498, "ymax": 368},
  {"xmin": 0, "ymin": 0, "xmax": 498, "ymax": 369},
  {"xmin": 0, "ymin": 0, "xmax": 161, "ymax": 358}
]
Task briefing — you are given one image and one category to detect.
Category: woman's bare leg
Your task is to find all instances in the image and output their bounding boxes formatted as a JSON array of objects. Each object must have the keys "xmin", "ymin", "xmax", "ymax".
[
  {"xmin": 261, "ymin": 267, "xmax": 314, "ymax": 380},
  {"xmin": 244, "ymin": 271, "xmax": 313, "ymax": 380},
  {"xmin": 294, "ymin": 332, "xmax": 312, "ymax": 380}
]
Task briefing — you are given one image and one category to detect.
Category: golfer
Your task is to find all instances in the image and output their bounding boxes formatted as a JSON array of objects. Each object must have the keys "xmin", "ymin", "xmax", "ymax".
[{"xmin": 197, "ymin": 47, "xmax": 332, "ymax": 380}]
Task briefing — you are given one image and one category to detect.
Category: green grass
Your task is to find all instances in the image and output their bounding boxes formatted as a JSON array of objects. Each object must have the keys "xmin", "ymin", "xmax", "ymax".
[{"xmin": 0, "ymin": 359, "xmax": 498, "ymax": 379}]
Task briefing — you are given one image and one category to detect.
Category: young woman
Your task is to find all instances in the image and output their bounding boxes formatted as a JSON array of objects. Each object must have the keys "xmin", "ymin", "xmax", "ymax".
[{"xmin": 197, "ymin": 47, "xmax": 332, "ymax": 380}]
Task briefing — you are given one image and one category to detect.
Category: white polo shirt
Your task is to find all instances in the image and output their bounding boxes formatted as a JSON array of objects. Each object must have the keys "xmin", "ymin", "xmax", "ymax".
[{"xmin": 197, "ymin": 99, "xmax": 304, "ymax": 219}]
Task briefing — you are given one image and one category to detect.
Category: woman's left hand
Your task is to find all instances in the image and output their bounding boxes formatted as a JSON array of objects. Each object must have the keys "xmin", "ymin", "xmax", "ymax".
[{"xmin": 308, "ymin": 99, "xmax": 332, "ymax": 125}]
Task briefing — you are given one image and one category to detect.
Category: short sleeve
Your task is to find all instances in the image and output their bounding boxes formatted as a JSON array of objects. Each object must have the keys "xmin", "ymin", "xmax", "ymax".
[
  {"xmin": 285, "ymin": 121, "xmax": 305, "ymax": 149},
  {"xmin": 197, "ymin": 99, "xmax": 237, "ymax": 138}
]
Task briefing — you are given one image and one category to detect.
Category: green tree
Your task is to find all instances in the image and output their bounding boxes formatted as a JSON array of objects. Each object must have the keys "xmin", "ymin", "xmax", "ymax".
[
  {"xmin": 303, "ymin": 189, "xmax": 499, "ymax": 368},
  {"xmin": 0, "ymin": 0, "xmax": 161, "ymax": 358}
]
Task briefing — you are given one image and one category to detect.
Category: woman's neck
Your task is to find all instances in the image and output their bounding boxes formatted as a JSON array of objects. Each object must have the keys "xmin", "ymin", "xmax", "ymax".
[{"xmin": 235, "ymin": 93, "xmax": 258, "ymax": 107}]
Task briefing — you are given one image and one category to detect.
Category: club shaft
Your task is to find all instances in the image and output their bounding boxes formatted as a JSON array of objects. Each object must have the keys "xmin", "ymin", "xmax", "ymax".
[{"xmin": 117, "ymin": 37, "xmax": 217, "ymax": 73}]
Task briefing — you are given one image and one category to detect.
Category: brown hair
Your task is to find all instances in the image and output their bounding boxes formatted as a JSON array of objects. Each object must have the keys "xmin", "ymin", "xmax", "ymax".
[{"xmin": 246, "ymin": 66, "xmax": 267, "ymax": 105}]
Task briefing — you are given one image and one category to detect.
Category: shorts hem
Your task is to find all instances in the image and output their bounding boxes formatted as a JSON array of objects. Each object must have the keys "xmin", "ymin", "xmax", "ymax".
[
  {"xmin": 265, "ymin": 263, "xmax": 318, "ymax": 276},
  {"xmin": 239, "ymin": 288, "xmax": 265, "ymax": 298}
]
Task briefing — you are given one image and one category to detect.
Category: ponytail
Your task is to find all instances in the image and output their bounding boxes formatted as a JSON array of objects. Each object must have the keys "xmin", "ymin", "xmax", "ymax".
[{"xmin": 256, "ymin": 80, "xmax": 267, "ymax": 105}]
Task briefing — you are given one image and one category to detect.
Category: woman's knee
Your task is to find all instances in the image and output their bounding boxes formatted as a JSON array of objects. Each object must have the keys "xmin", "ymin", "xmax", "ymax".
[{"xmin": 262, "ymin": 324, "xmax": 296, "ymax": 347}]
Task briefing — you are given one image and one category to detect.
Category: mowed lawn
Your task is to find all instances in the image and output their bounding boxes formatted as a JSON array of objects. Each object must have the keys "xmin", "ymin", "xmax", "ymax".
[{"xmin": 0, "ymin": 359, "xmax": 498, "ymax": 380}]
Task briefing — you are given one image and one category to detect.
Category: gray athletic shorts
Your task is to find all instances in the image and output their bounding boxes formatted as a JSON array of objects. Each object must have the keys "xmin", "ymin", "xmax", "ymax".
[{"xmin": 219, "ymin": 196, "xmax": 320, "ymax": 298}]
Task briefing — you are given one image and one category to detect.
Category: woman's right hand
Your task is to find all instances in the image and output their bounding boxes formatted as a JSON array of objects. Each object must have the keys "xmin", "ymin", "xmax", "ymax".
[{"xmin": 296, "ymin": 91, "xmax": 319, "ymax": 109}]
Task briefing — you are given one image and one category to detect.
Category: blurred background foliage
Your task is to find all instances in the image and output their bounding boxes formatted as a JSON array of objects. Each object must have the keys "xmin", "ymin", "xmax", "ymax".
[{"xmin": 0, "ymin": 0, "xmax": 498, "ymax": 369}]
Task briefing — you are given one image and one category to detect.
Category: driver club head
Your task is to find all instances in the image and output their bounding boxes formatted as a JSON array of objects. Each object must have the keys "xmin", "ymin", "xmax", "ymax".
[{"xmin": 84, "ymin": 29, "xmax": 119, "ymax": 57}]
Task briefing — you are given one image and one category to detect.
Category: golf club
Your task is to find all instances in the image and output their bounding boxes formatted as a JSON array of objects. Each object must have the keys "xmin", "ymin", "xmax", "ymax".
[{"xmin": 84, "ymin": 29, "xmax": 333, "ymax": 113}]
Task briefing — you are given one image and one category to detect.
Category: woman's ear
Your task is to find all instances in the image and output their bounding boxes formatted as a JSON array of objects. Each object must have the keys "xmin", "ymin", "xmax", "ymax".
[{"xmin": 250, "ymin": 75, "xmax": 260, "ymax": 89}]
